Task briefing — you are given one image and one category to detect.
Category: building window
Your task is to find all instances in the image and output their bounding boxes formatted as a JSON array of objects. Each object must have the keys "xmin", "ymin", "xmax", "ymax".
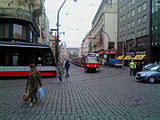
[
  {"xmin": 137, "ymin": 30, "xmax": 142, "ymax": 37},
  {"xmin": 0, "ymin": 24, "xmax": 9, "ymax": 39},
  {"xmin": 142, "ymin": 15, "xmax": 147, "ymax": 23},
  {"xmin": 137, "ymin": 18, "xmax": 142, "ymax": 25},
  {"xmin": 138, "ymin": 5, "xmax": 141, "ymax": 13},
  {"xmin": 30, "ymin": 30, "xmax": 33, "ymax": 42},
  {"xmin": 142, "ymin": 28, "xmax": 147, "ymax": 35},
  {"xmin": 22, "ymin": 26, "xmax": 27, "ymax": 40},
  {"xmin": 131, "ymin": 9, "xmax": 135, "ymax": 16},
  {"xmin": 128, "ymin": 11, "xmax": 131, "ymax": 18},
  {"xmin": 120, "ymin": 17, "xmax": 122, "ymax": 22},
  {"xmin": 107, "ymin": 0, "xmax": 112, "ymax": 4},
  {"xmin": 122, "ymin": 15, "xmax": 126, "ymax": 21},
  {"xmin": 128, "ymin": 1, "xmax": 131, "ymax": 8},
  {"xmin": 128, "ymin": 23, "xmax": 131, "ymax": 29},
  {"xmin": 123, "ymin": 5, "xmax": 126, "ymax": 11},
  {"xmin": 132, "ymin": 32, "xmax": 135, "ymax": 39},
  {"xmin": 123, "ymin": 25, "xmax": 126, "ymax": 31},
  {"xmin": 131, "ymin": 21, "xmax": 135, "ymax": 28},
  {"xmin": 123, "ymin": 35, "xmax": 126, "ymax": 41},
  {"xmin": 142, "ymin": 2, "xmax": 147, "ymax": 10},
  {"xmin": 120, "ymin": 7, "xmax": 122, "ymax": 13},
  {"xmin": 13, "ymin": 24, "xmax": 27, "ymax": 40},
  {"xmin": 13, "ymin": 24, "xmax": 22, "ymax": 39}
]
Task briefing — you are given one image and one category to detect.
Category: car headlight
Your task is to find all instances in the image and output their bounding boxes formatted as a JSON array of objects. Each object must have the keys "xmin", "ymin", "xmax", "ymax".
[{"xmin": 140, "ymin": 74, "xmax": 147, "ymax": 77}]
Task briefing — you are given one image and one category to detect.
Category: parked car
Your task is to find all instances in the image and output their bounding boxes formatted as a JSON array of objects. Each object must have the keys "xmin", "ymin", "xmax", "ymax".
[
  {"xmin": 143, "ymin": 63, "xmax": 154, "ymax": 70},
  {"xmin": 136, "ymin": 65, "xmax": 160, "ymax": 83}
]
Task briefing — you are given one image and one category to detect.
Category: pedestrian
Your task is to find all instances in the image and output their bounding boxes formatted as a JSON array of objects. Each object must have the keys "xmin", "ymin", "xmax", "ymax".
[
  {"xmin": 134, "ymin": 61, "xmax": 137, "ymax": 75},
  {"xmin": 26, "ymin": 64, "xmax": 42, "ymax": 107},
  {"xmin": 136, "ymin": 61, "xmax": 143, "ymax": 72},
  {"xmin": 65, "ymin": 60, "xmax": 70, "ymax": 78},
  {"xmin": 129, "ymin": 60, "xmax": 136, "ymax": 76},
  {"xmin": 57, "ymin": 62, "xmax": 64, "ymax": 82},
  {"xmin": 141, "ymin": 61, "xmax": 145, "ymax": 70}
]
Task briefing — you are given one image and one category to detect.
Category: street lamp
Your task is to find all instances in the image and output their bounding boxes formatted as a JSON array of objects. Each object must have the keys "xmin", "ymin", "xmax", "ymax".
[{"xmin": 55, "ymin": 0, "xmax": 77, "ymax": 63}]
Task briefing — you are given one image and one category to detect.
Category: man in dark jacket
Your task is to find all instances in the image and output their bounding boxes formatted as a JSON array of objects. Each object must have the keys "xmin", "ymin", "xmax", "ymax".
[{"xmin": 65, "ymin": 60, "xmax": 70, "ymax": 78}]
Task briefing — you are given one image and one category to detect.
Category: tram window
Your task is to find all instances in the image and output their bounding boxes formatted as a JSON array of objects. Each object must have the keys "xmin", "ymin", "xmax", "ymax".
[
  {"xmin": 13, "ymin": 56, "xmax": 18, "ymax": 65},
  {"xmin": 86, "ymin": 56, "xmax": 97, "ymax": 62},
  {"xmin": 5, "ymin": 56, "xmax": 11, "ymax": 66},
  {"xmin": 0, "ymin": 47, "xmax": 55, "ymax": 66}
]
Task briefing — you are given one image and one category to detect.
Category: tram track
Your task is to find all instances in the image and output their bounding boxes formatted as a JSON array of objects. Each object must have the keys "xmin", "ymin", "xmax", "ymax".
[{"xmin": 69, "ymin": 67, "xmax": 123, "ymax": 82}]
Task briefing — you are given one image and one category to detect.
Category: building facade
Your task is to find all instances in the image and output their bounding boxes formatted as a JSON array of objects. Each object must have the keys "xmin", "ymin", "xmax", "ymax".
[
  {"xmin": 118, "ymin": 0, "xmax": 151, "ymax": 62},
  {"xmin": 49, "ymin": 32, "xmax": 56, "ymax": 55},
  {"xmin": 151, "ymin": 0, "xmax": 160, "ymax": 62},
  {"xmin": 0, "ymin": 0, "xmax": 49, "ymax": 45},
  {"xmin": 66, "ymin": 47, "xmax": 80, "ymax": 60},
  {"xmin": 60, "ymin": 42, "xmax": 68, "ymax": 61},
  {"xmin": 89, "ymin": 0, "xmax": 118, "ymax": 64},
  {"xmin": 81, "ymin": 30, "xmax": 92, "ymax": 56}
]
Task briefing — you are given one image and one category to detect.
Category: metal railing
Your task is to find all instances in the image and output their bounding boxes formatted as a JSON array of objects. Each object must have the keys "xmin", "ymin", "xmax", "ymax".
[{"xmin": 0, "ymin": 8, "xmax": 33, "ymax": 21}]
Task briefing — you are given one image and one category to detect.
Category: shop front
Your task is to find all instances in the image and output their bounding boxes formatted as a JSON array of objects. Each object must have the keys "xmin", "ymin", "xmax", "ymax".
[
  {"xmin": 133, "ymin": 54, "xmax": 147, "ymax": 61},
  {"xmin": 123, "ymin": 55, "xmax": 133, "ymax": 66},
  {"xmin": 98, "ymin": 50, "xmax": 117, "ymax": 65}
]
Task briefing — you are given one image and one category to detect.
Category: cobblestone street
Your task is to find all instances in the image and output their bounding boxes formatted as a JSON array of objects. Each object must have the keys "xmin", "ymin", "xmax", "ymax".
[{"xmin": 0, "ymin": 65, "xmax": 160, "ymax": 120}]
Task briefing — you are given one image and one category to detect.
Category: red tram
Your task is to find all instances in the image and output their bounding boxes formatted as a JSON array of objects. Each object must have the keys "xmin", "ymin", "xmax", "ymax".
[
  {"xmin": 0, "ymin": 43, "xmax": 57, "ymax": 78},
  {"xmin": 84, "ymin": 53, "xmax": 100, "ymax": 72}
]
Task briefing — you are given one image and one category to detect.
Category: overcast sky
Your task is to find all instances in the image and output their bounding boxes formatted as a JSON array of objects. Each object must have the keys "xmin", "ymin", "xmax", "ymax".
[{"xmin": 45, "ymin": 0, "xmax": 101, "ymax": 47}]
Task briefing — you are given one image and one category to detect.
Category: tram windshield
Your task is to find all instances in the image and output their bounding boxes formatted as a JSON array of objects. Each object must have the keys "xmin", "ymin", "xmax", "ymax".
[{"xmin": 86, "ymin": 56, "xmax": 98, "ymax": 63}]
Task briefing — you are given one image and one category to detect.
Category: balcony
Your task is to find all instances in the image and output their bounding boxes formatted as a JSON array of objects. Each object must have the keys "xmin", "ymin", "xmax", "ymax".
[
  {"xmin": 0, "ymin": 8, "xmax": 33, "ymax": 22},
  {"xmin": 32, "ymin": 0, "xmax": 43, "ymax": 17},
  {"xmin": 0, "ymin": 7, "xmax": 39, "ymax": 36}
]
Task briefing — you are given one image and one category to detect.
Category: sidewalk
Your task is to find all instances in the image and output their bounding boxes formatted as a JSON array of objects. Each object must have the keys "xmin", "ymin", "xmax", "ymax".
[{"xmin": 0, "ymin": 66, "xmax": 160, "ymax": 120}]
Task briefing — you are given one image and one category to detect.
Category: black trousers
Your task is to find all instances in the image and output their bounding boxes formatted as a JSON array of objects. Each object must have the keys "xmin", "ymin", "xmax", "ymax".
[
  {"xmin": 65, "ymin": 68, "xmax": 69, "ymax": 78},
  {"xmin": 130, "ymin": 69, "xmax": 135, "ymax": 76}
]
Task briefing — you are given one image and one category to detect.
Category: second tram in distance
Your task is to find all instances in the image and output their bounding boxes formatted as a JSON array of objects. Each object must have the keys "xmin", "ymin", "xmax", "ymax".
[{"xmin": 71, "ymin": 53, "xmax": 100, "ymax": 72}]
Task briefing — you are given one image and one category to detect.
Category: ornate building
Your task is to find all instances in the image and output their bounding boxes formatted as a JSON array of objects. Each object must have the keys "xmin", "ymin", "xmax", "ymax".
[{"xmin": 0, "ymin": 0, "xmax": 49, "ymax": 45}]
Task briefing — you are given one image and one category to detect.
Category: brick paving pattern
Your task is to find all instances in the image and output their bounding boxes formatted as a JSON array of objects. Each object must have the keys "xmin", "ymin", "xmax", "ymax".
[{"xmin": 0, "ymin": 65, "xmax": 160, "ymax": 120}]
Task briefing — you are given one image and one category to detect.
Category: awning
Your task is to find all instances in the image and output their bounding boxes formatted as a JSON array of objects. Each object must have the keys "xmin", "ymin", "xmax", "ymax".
[
  {"xmin": 116, "ymin": 56, "xmax": 123, "ymax": 60},
  {"xmin": 133, "ymin": 54, "xmax": 147, "ymax": 60},
  {"xmin": 0, "ymin": 42, "xmax": 49, "ymax": 49},
  {"xmin": 124, "ymin": 55, "xmax": 133, "ymax": 60}
]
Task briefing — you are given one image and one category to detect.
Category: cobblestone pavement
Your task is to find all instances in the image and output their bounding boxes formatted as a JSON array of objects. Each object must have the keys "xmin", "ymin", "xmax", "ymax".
[{"xmin": 0, "ymin": 65, "xmax": 160, "ymax": 120}]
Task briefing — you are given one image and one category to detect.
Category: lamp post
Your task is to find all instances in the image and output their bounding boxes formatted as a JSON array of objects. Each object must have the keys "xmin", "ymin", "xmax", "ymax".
[
  {"xmin": 55, "ymin": 0, "xmax": 66, "ymax": 63},
  {"xmin": 55, "ymin": 0, "xmax": 77, "ymax": 63}
]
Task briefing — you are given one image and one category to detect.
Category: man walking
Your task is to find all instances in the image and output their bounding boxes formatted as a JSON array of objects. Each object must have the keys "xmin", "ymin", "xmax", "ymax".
[{"xmin": 65, "ymin": 60, "xmax": 70, "ymax": 78}]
